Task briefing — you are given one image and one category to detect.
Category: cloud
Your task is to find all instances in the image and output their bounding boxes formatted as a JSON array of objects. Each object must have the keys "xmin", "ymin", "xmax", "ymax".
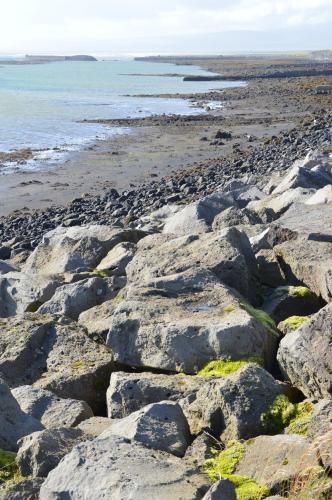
[{"xmin": 0, "ymin": 0, "xmax": 331, "ymax": 53}]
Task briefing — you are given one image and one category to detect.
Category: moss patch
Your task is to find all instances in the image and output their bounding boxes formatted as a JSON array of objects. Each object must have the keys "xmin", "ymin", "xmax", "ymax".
[
  {"xmin": 0, "ymin": 449, "xmax": 24, "ymax": 490},
  {"xmin": 240, "ymin": 303, "xmax": 279, "ymax": 337},
  {"xmin": 261, "ymin": 395, "xmax": 314, "ymax": 435},
  {"xmin": 288, "ymin": 286, "xmax": 314, "ymax": 298},
  {"xmin": 279, "ymin": 315, "xmax": 310, "ymax": 331},
  {"xmin": 197, "ymin": 358, "xmax": 263, "ymax": 378},
  {"xmin": 228, "ymin": 474, "xmax": 270, "ymax": 500},
  {"xmin": 223, "ymin": 305, "xmax": 236, "ymax": 313},
  {"xmin": 204, "ymin": 440, "xmax": 245, "ymax": 480},
  {"xmin": 203, "ymin": 442, "xmax": 270, "ymax": 499},
  {"xmin": 91, "ymin": 268, "xmax": 109, "ymax": 279}
]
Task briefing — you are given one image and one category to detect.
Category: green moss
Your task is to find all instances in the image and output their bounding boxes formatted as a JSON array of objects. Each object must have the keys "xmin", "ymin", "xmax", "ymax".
[
  {"xmin": 288, "ymin": 286, "xmax": 314, "ymax": 298},
  {"xmin": 71, "ymin": 360, "xmax": 83, "ymax": 370},
  {"xmin": 228, "ymin": 475, "xmax": 270, "ymax": 500},
  {"xmin": 197, "ymin": 358, "xmax": 263, "ymax": 378},
  {"xmin": 261, "ymin": 395, "xmax": 314, "ymax": 435},
  {"xmin": 279, "ymin": 315, "xmax": 310, "ymax": 331},
  {"xmin": 286, "ymin": 401, "xmax": 314, "ymax": 436},
  {"xmin": 0, "ymin": 449, "xmax": 24, "ymax": 490},
  {"xmin": 91, "ymin": 268, "xmax": 109, "ymax": 279},
  {"xmin": 240, "ymin": 303, "xmax": 279, "ymax": 338},
  {"xmin": 223, "ymin": 305, "xmax": 236, "ymax": 313},
  {"xmin": 203, "ymin": 443, "xmax": 270, "ymax": 499}
]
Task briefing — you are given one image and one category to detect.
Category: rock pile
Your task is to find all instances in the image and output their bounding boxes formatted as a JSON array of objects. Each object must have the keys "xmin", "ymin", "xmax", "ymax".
[{"xmin": 0, "ymin": 149, "xmax": 331, "ymax": 499}]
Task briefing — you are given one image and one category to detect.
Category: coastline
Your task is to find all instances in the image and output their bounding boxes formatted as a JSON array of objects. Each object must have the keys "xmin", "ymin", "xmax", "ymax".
[{"xmin": 0, "ymin": 55, "xmax": 331, "ymax": 219}]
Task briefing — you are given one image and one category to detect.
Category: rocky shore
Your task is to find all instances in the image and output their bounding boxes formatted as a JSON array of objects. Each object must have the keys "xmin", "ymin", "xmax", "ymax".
[
  {"xmin": 0, "ymin": 144, "xmax": 331, "ymax": 498},
  {"xmin": 0, "ymin": 54, "xmax": 331, "ymax": 499}
]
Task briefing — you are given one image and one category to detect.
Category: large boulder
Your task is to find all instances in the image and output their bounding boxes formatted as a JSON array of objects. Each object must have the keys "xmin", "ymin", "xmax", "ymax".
[
  {"xmin": 0, "ymin": 272, "xmax": 62, "ymax": 318},
  {"xmin": 305, "ymin": 184, "xmax": 332, "ymax": 205},
  {"xmin": 271, "ymin": 203, "xmax": 332, "ymax": 302},
  {"xmin": 247, "ymin": 187, "xmax": 315, "ymax": 218},
  {"xmin": 23, "ymin": 225, "xmax": 145, "ymax": 276},
  {"xmin": 127, "ymin": 227, "xmax": 259, "ymax": 302},
  {"xmin": 0, "ymin": 261, "xmax": 18, "ymax": 275},
  {"xmin": 233, "ymin": 434, "xmax": 318, "ymax": 494},
  {"xmin": 107, "ymin": 371, "xmax": 202, "ymax": 419},
  {"xmin": 0, "ymin": 314, "xmax": 113, "ymax": 413},
  {"xmin": 106, "ymin": 401, "xmax": 191, "ymax": 457},
  {"xmin": 0, "ymin": 379, "xmax": 43, "ymax": 452},
  {"xmin": 16, "ymin": 428, "xmax": 88, "ymax": 478},
  {"xmin": 180, "ymin": 364, "xmax": 285, "ymax": 440},
  {"xmin": 162, "ymin": 192, "xmax": 234, "ymax": 235},
  {"xmin": 277, "ymin": 303, "xmax": 332, "ymax": 399},
  {"xmin": 11, "ymin": 386, "xmax": 93, "ymax": 429},
  {"xmin": 0, "ymin": 478, "xmax": 44, "ymax": 500},
  {"xmin": 96, "ymin": 242, "xmax": 136, "ymax": 276},
  {"xmin": 271, "ymin": 151, "xmax": 332, "ymax": 195},
  {"xmin": 307, "ymin": 400, "xmax": 332, "ymax": 440},
  {"xmin": 202, "ymin": 480, "xmax": 236, "ymax": 500},
  {"xmin": 262, "ymin": 285, "xmax": 322, "ymax": 324},
  {"xmin": 40, "ymin": 434, "xmax": 210, "ymax": 499},
  {"xmin": 107, "ymin": 269, "xmax": 278, "ymax": 374},
  {"xmin": 37, "ymin": 277, "xmax": 109, "ymax": 320},
  {"xmin": 212, "ymin": 206, "xmax": 262, "ymax": 231}
]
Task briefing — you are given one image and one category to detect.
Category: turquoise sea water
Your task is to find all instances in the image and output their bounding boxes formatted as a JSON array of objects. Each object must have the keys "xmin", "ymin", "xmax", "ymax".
[{"xmin": 0, "ymin": 59, "xmax": 241, "ymax": 171}]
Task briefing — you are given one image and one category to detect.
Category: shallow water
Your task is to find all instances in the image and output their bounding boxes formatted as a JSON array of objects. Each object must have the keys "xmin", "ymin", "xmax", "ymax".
[{"xmin": 0, "ymin": 58, "xmax": 242, "ymax": 171}]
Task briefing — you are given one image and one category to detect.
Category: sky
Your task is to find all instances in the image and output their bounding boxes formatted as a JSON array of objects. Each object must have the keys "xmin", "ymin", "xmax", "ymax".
[{"xmin": 0, "ymin": 0, "xmax": 331, "ymax": 55}]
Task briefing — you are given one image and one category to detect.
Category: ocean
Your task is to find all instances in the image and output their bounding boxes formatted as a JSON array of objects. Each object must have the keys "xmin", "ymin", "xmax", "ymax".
[{"xmin": 0, "ymin": 58, "xmax": 241, "ymax": 172}]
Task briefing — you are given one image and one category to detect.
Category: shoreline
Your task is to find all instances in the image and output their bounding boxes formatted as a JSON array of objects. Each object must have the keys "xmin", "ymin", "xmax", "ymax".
[{"xmin": 0, "ymin": 55, "xmax": 331, "ymax": 220}]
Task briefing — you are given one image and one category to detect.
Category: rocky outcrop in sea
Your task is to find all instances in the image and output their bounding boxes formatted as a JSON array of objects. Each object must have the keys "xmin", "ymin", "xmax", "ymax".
[{"xmin": 0, "ymin": 146, "xmax": 331, "ymax": 498}]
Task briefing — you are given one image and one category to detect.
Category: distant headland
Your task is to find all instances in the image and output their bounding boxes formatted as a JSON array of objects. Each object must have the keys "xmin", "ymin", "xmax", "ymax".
[{"xmin": 0, "ymin": 54, "xmax": 97, "ymax": 65}]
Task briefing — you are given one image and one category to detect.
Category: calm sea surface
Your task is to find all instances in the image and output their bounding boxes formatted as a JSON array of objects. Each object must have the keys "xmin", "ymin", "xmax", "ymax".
[{"xmin": 0, "ymin": 59, "xmax": 242, "ymax": 171}]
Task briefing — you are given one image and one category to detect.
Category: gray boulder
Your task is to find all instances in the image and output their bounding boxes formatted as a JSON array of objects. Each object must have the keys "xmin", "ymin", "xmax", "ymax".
[
  {"xmin": 106, "ymin": 401, "xmax": 191, "ymax": 457},
  {"xmin": 127, "ymin": 227, "xmax": 259, "ymax": 301},
  {"xmin": 185, "ymin": 433, "xmax": 217, "ymax": 466},
  {"xmin": 37, "ymin": 277, "xmax": 109, "ymax": 320},
  {"xmin": 12, "ymin": 385, "xmax": 93, "ymax": 429},
  {"xmin": 163, "ymin": 191, "xmax": 234, "ymax": 235},
  {"xmin": 0, "ymin": 261, "xmax": 18, "ymax": 275},
  {"xmin": 234, "ymin": 434, "xmax": 318, "ymax": 494},
  {"xmin": 96, "ymin": 241, "xmax": 136, "ymax": 276},
  {"xmin": 40, "ymin": 434, "xmax": 209, "ymax": 500},
  {"xmin": 180, "ymin": 364, "xmax": 285, "ymax": 440},
  {"xmin": 306, "ymin": 184, "xmax": 332, "ymax": 205},
  {"xmin": 0, "ymin": 271, "xmax": 62, "ymax": 318},
  {"xmin": 212, "ymin": 206, "xmax": 261, "ymax": 231},
  {"xmin": 278, "ymin": 303, "xmax": 332, "ymax": 399},
  {"xmin": 76, "ymin": 417, "xmax": 113, "ymax": 438},
  {"xmin": 307, "ymin": 400, "xmax": 332, "ymax": 440},
  {"xmin": 202, "ymin": 480, "xmax": 236, "ymax": 500},
  {"xmin": 262, "ymin": 285, "xmax": 322, "ymax": 324},
  {"xmin": 272, "ymin": 151, "xmax": 332, "ymax": 195},
  {"xmin": 0, "ymin": 379, "xmax": 43, "ymax": 451},
  {"xmin": 247, "ymin": 187, "xmax": 315, "ymax": 218},
  {"xmin": 107, "ymin": 269, "xmax": 278, "ymax": 374},
  {"xmin": 256, "ymin": 249, "xmax": 286, "ymax": 287},
  {"xmin": 107, "ymin": 371, "xmax": 202, "ymax": 419},
  {"xmin": 313, "ymin": 430, "xmax": 332, "ymax": 472},
  {"xmin": 23, "ymin": 225, "xmax": 145, "ymax": 276},
  {"xmin": 0, "ymin": 478, "xmax": 43, "ymax": 500},
  {"xmin": 16, "ymin": 428, "xmax": 88, "ymax": 478},
  {"xmin": 0, "ymin": 314, "xmax": 113, "ymax": 413}
]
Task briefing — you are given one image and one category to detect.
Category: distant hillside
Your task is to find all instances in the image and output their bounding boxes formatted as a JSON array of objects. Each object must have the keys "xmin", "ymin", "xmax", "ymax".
[{"xmin": 25, "ymin": 55, "xmax": 97, "ymax": 62}]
